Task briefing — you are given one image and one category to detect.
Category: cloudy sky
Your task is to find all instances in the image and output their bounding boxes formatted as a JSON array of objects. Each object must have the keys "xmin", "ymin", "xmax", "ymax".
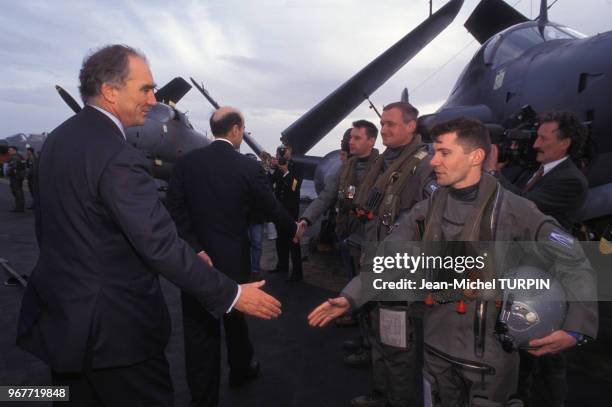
[{"xmin": 1, "ymin": 0, "xmax": 611, "ymax": 156}]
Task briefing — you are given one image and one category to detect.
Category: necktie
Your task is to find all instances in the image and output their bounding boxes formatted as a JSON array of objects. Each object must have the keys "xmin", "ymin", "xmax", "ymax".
[{"xmin": 522, "ymin": 166, "xmax": 544, "ymax": 193}]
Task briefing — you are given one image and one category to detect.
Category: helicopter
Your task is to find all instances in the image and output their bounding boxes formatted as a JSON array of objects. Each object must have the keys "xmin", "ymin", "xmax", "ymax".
[
  {"xmin": 412, "ymin": 0, "xmax": 612, "ymax": 227},
  {"xmin": 55, "ymin": 77, "xmax": 211, "ymax": 182},
  {"xmin": 0, "ymin": 134, "xmax": 46, "ymax": 156},
  {"xmin": 285, "ymin": 0, "xmax": 612, "ymax": 231}
]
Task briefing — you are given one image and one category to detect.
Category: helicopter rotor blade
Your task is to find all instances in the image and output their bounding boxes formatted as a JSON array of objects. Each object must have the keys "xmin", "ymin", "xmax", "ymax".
[
  {"xmin": 281, "ymin": 0, "xmax": 464, "ymax": 155},
  {"xmin": 55, "ymin": 85, "xmax": 82, "ymax": 114},
  {"xmin": 189, "ymin": 77, "xmax": 220, "ymax": 109},
  {"xmin": 155, "ymin": 77, "xmax": 192, "ymax": 105}
]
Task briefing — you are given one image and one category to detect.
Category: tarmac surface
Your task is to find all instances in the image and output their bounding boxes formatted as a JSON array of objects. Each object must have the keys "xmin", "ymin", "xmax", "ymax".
[{"xmin": 1, "ymin": 179, "xmax": 611, "ymax": 406}]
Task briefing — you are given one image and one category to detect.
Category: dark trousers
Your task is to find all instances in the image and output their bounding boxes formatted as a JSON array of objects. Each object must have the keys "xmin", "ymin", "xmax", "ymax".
[
  {"xmin": 339, "ymin": 239, "xmax": 357, "ymax": 280},
  {"xmin": 369, "ymin": 304, "xmax": 424, "ymax": 407},
  {"xmin": 10, "ymin": 178, "xmax": 24, "ymax": 210},
  {"xmin": 51, "ymin": 353, "xmax": 173, "ymax": 407},
  {"xmin": 517, "ymin": 351, "xmax": 567, "ymax": 407},
  {"xmin": 276, "ymin": 236, "xmax": 302, "ymax": 277},
  {"xmin": 181, "ymin": 293, "xmax": 254, "ymax": 407}
]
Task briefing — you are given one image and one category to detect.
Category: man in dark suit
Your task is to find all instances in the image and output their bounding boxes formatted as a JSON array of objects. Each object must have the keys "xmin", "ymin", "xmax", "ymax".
[
  {"xmin": 486, "ymin": 111, "xmax": 589, "ymax": 407},
  {"xmin": 270, "ymin": 144, "xmax": 304, "ymax": 281},
  {"xmin": 16, "ymin": 45, "xmax": 281, "ymax": 407},
  {"xmin": 487, "ymin": 111, "xmax": 588, "ymax": 232},
  {"xmin": 166, "ymin": 106, "xmax": 303, "ymax": 407}
]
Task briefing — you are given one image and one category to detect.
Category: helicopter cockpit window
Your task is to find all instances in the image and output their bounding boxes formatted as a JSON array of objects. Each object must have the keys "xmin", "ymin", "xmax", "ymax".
[
  {"xmin": 147, "ymin": 103, "xmax": 175, "ymax": 123},
  {"xmin": 486, "ymin": 24, "xmax": 583, "ymax": 68},
  {"xmin": 554, "ymin": 26, "xmax": 587, "ymax": 39}
]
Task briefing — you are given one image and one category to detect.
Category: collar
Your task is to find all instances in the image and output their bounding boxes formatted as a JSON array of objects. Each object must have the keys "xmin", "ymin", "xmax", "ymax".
[
  {"xmin": 449, "ymin": 181, "xmax": 479, "ymax": 202},
  {"xmin": 382, "ymin": 144, "xmax": 406, "ymax": 160},
  {"xmin": 542, "ymin": 156, "xmax": 569, "ymax": 175},
  {"xmin": 382, "ymin": 134, "xmax": 420, "ymax": 159},
  {"xmin": 213, "ymin": 138, "xmax": 236, "ymax": 149},
  {"xmin": 88, "ymin": 104, "xmax": 126, "ymax": 140}
]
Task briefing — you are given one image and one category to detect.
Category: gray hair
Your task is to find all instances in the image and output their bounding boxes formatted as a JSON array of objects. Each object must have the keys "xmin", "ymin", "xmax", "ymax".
[{"xmin": 78, "ymin": 44, "xmax": 146, "ymax": 103}]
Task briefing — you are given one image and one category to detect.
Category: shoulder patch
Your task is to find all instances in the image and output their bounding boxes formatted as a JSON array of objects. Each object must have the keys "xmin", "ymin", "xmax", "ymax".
[
  {"xmin": 415, "ymin": 150, "xmax": 428, "ymax": 160},
  {"xmin": 549, "ymin": 229, "xmax": 574, "ymax": 248}
]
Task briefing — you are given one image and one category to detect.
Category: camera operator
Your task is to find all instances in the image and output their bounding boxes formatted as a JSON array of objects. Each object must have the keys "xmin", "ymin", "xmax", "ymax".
[
  {"xmin": 486, "ymin": 111, "xmax": 588, "ymax": 232},
  {"xmin": 486, "ymin": 111, "xmax": 589, "ymax": 407},
  {"xmin": 270, "ymin": 143, "xmax": 303, "ymax": 281}
]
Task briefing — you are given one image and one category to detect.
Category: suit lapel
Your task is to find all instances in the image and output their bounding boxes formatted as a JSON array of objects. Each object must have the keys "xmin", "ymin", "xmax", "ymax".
[{"xmin": 544, "ymin": 157, "xmax": 572, "ymax": 179}]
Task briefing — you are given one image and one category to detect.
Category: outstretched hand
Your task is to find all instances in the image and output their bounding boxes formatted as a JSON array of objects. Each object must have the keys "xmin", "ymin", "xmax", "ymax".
[
  {"xmin": 307, "ymin": 297, "xmax": 350, "ymax": 327},
  {"xmin": 235, "ymin": 280, "xmax": 282, "ymax": 320}
]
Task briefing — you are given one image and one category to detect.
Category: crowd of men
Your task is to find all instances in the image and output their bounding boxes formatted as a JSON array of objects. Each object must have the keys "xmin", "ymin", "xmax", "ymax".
[
  {"xmin": 13, "ymin": 43, "xmax": 598, "ymax": 407},
  {"xmin": 307, "ymin": 106, "xmax": 597, "ymax": 407}
]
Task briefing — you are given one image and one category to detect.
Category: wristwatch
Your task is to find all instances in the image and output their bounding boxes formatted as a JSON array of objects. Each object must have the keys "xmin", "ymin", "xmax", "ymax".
[{"xmin": 565, "ymin": 330, "xmax": 589, "ymax": 346}]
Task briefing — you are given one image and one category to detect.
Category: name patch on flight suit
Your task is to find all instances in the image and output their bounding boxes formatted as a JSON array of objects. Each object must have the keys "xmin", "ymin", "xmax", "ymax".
[{"xmin": 379, "ymin": 308, "xmax": 407, "ymax": 348}]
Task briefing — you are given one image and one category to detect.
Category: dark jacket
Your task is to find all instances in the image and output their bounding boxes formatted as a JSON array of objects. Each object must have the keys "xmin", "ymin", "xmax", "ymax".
[
  {"xmin": 343, "ymin": 175, "xmax": 598, "ymax": 340},
  {"xmin": 501, "ymin": 158, "xmax": 588, "ymax": 231},
  {"xmin": 17, "ymin": 106, "xmax": 238, "ymax": 372},
  {"xmin": 8, "ymin": 153, "xmax": 26, "ymax": 180},
  {"xmin": 271, "ymin": 160, "xmax": 302, "ymax": 218},
  {"xmin": 166, "ymin": 140, "xmax": 297, "ymax": 283}
]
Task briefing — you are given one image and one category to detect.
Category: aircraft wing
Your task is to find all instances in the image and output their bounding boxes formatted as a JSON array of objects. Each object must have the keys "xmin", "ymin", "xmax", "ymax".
[
  {"xmin": 281, "ymin": 0, "xmax": 464, "ymax": 155},
  {"xmin": 464, "ymin": 0, "xmax": 529, "ymax": 44}
]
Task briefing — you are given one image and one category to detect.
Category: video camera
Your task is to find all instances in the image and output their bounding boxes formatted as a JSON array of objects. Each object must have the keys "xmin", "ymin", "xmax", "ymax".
[
  {"xmin": 276, "ymin": 145, "xmax": 288, "ymax": 166},
  {"xmin": 488, "ymin": 105, "xmax": 539, "ymax": 170}
]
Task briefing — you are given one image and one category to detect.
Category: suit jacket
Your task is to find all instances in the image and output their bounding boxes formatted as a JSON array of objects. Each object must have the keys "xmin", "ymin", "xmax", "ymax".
[
  {"xmin": 271, "ymin": 160, "xmax": 302, "ymax": 218},
  {"xmin": 166, "ymin": 140, "xmax": 297, "ymax": 283},
  {"xmin": 501, "ymin": 158, "xmax": 588, "ymax": 231},
  {"xmin": 17, "ymin": 106, "xmax": 238, "ymax": 373}
]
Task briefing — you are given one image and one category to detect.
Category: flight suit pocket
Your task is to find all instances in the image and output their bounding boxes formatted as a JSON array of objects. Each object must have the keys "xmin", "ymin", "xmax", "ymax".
[{"xmin": 378, "ymin": 306, "xmax": 409, "ymax": 349}]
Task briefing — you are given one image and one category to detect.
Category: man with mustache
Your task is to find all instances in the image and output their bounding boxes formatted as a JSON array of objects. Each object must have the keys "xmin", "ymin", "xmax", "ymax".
[
  {"xmin": 486, "ymin": 113, "xmax": 589, "ymax": 407},
  {"xmin": 486, "ymin": 111, "xmax": 588, "ymax": 232}
]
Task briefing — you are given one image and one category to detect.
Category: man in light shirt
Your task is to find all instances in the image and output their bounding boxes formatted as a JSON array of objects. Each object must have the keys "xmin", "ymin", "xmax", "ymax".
[{"xmin": 17, "ymin": 44, "xmax": 282, "ymax": 407}]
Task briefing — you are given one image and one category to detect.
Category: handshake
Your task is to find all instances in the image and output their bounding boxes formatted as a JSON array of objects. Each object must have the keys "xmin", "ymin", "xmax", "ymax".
[
  {"xmin": 198, "ymin": 219, "xmax": 351, "ymax": 325},
  {"xmin": 234, "ymin": 279, "xmax": 351, "ymax": 327}
]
